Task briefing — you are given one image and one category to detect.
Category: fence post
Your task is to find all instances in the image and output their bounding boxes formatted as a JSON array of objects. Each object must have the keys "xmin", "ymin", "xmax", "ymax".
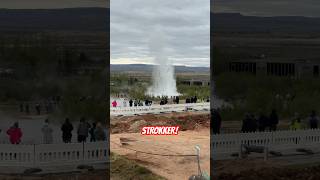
[
  {"xmin": 264, "ymin": 147, "xmax": 268, "ymax": 161},
  {"xmin": 33, "ymin": 144, "xmax": 36, "ymax": 168},
  {"xmin": 239, "ymin": 144, "xmax": 243, "ymax": 159},
  {"xmin": 195, "ymin": 146, "xmax": 202, "ymax": 176},
  {"xmin": 82, "ymin": 141, "xmax": 85, "ymax": 163}
]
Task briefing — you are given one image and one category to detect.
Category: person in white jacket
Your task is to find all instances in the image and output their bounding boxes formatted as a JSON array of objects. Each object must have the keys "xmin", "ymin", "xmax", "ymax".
[{"xmin": 42, "ymin": 119, "xmax": 53, "ymax": 144}]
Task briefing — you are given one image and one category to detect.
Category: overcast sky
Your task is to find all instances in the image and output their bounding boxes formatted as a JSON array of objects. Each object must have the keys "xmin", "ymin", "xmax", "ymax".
[
  {"xmin": 0, "ymin": 0, "xmax": 108, "ymax": 9},
  {"xmin": 111, "ymin": 0, "xmax": 210, "ymax": 67},
  {"xmin": 213, "ymin": 0, "xmax": 320, "ymax": 17}
]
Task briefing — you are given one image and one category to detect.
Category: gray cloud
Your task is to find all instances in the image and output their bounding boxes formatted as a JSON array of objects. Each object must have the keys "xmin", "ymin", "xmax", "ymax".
[
  {"xmin": 111, "ymin": 0, "xmax": 210, "ymax": 67},
  {"xmin": 213, "ymin": 0, "xmax": 320, "ymax": 17}
]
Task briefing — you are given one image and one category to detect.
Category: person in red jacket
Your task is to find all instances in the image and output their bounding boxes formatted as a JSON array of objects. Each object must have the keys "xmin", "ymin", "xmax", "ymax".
[
  {"xmin": 112, "ymin": 100, "xmax": 117, "ymax": 107},
  {"xmin": 7, "ymin": 122, "xmax": 22, "ymax": 144}
]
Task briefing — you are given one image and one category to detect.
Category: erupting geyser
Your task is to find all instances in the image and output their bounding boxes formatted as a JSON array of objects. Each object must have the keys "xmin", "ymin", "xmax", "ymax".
[{"xmin": 146, "ymin": 29, "xmax": 180, "ymax": 97}]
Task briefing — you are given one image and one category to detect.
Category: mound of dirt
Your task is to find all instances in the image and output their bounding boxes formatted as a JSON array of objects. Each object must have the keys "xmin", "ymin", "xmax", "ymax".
[
  {"xmin": 213, "ymin": 165, "xmax": 320, "ymax": 180},
  {"xmin": 110, "ymin": 112, "xmax": 210, "ymax": 134}
]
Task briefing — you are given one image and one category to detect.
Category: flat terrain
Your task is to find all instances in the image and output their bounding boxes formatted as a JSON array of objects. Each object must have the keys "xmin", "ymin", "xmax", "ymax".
[
  {"xmin": 213, "ymin": 158, "xmax": 320, "ymax": 180},
  {"xmin": 110, "ymin": 112, "xmax": 210, "ymax": 180},
  {"xmin": 111, "ymin": 130, "xmax": 210, "ymax": 180}
]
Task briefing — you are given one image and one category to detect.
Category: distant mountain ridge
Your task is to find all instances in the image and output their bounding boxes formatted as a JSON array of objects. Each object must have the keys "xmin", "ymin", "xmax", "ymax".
[
  {"xmin": 212, "ymin": 13, "xmax": 320, "ymax": 33},
  {"xmin": 1, "ymin": 8, "xmax": 320, "ymax": 33},
  {"xmin": 0, "ymin": 8, "xmax": 109, "ymax": 32},
  {"xmin": 111, "ymin": 64, "xmax": 209, "ymax": 73}
]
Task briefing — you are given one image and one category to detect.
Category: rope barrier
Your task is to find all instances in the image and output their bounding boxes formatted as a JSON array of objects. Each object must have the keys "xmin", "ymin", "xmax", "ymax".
[{"xmin": 111, "ymin": 140, "xmax": 197, "ymax": 157}]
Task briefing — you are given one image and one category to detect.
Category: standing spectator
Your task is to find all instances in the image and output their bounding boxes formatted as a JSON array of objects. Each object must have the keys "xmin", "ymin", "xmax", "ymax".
[
  {"xmin": 112, "ymin": 100, "xmax": 117, "ymax": 107},
  {"xmin": 160, "ymin": 99, "xmax": 165, "ymax": 105},
  {"xmin": 25, "ymin": 103, "xmax": 30, "ymax": 115},
  {"xmin": 19, "ymin": 103, "xmax": 24, "ymax": 112},
  {"xmin": 194, "ymin": 96, "xmax": 198, "ymax": 103},
  {"xmin": 290, "ymin": 113, "xmax": 302, "ymax": 130},
  {"xmin": 35, "ymin": 102, "xmax": 41, "ymax": 115},
  {"xmin": 212, "ymin": 109, "xmax": 222, "ymax": 134},
  {"xmin": 176, "ymin": 96, "xmax": 180, "ymax": 104},
  {"xmin": 241, "ymin": 113, "xmax": 257, "ymax": 133},
  {"xmin": 241, "ymin": 113, "xmax": 251, "ymax": 133},
  {"xmin": 186, "ymin": 98, "xmax": 190, "ymax": 103},
  {"xmin": 89, "ymin": 122, "xmax": 97, "ymax": 142},
  {"xmin": 77, "ymin": 118, "xmax": 90, "ymax": 143},
  {"xmin": 7, "ymin": 122, "xmax": 22, "ymax": 144},
  {"xmin": 95, "ymin": 122, "xmax": 106, "ymax": 141},
  {"xmin": 129, "ymin": 99, "xmax": 133, "ymax": 107},
  {"xmin": 45, "ymin": 101, "xmax": 50, "ymax": 114},
  {"xmin": 258, "ymin": 112, "xmax": 268, "ymax": 132},
  {"xmin": 269, "ymin": 109, "xmax": 279, "ymax": 131},
  {"xmin": 164, "ymin": 97, "xmax": 168, "ymax": 105},
  {"xmin": 309, "ymin": 110, "xmax": 319, "ymax": 129},
  {"xmin": 249, "ymin": 113, "xmax": 257, "ymax": 132},
  {"xmin": 61, "ymin": 118, "xmax": 73, "ymax": 143},
  {"xmin": 191, "ymin": 97, "xmax": 194, "ymax": 103},
  {"xmin": 41, "ymin": 119, "xmax": 53, "ymax": 144}
]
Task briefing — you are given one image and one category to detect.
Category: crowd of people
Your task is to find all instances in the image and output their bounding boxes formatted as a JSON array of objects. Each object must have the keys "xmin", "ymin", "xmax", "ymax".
[
  {"xmin": 212, "ymin": 109, "xmax": 320, "ymax": 134},
  {"xmin": 111, "ymin": 99, "xmax": 152, "ymax": 107},
  {"xmin": 185, "ymin": 96, "xmax": 198, "ymax": 103},
  {"xmin": 19, "ymin": 98, "xmax": 61, "ymax": 115},
  {"xmin": 111, "ymin": 95, "xmax": 211, "ymax": 108},
  {"xmin": 1, "ymin": 118, "xmax": 106, "ymax": 144}
]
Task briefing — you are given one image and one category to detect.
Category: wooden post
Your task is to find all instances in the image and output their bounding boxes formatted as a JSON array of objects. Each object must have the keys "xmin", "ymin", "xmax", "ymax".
[{"xmin": 264, "ymin": 147, "xmax": 268, "ymax": 161}]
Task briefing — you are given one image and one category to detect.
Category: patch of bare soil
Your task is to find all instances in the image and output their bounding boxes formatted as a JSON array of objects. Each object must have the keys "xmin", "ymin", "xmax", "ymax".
[
  {"xmin": 110, "ymin": 130, "xmax": 210, "ymax": 180},
  {"xmin": 111, "ymin": 112, "xmax": 210, "ymax": 134},
  {"xmin": 213, "ymin": 165, "xmax": 320, "ymax": 180},
  {"xmin": 213, "ymin": 159, "xmax": 281, "ymax": 175},
  {"xmin": 0, "ymin": 170, "xmax": 108, "ymax": 180}
]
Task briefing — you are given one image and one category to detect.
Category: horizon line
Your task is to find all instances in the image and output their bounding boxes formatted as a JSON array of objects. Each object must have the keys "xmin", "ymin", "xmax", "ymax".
[{"xmin": 110, "ymin": 63, "xmax": 210, "ymax": 68}]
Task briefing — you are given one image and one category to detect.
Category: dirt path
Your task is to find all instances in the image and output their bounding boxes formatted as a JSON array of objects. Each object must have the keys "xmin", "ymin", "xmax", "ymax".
[{"xmin": 110, "ymin": 129, "xmax": 210, "ymax": 180}]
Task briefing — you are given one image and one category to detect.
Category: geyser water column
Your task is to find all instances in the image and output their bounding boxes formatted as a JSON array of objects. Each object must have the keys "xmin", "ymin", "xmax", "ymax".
[{"xmin": 146, "ymin": 29, "xmax": 180, "ymax": 97}]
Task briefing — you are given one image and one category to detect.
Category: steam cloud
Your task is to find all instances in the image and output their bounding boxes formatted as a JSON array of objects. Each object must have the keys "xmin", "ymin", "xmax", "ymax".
[{"xmin": 146, "ymin": 29, "xmax": 180, "ymax": 97}]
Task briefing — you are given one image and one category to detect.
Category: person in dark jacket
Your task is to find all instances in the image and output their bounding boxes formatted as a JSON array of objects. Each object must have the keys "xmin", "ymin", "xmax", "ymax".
[
  {"xmin": 249, "ymin": 114, "xmax": 257, "ymax": 132},
  {"xmin": 89, "ymin": 122, "xmax": 97, "ymax": 142},
  {"xmin": 77, "ymin": 118, "xmax": 91, "ymax": 143},
  {"xmin": 258, "ymin": 112, "xmax": 268, "ymax": 132},
  {"xmin": 241, "ymin": 113, "xmax": 257, "ymax": 133},
  {"xmin": 212, "ymin": 109, "xmax": 222, "ymax": 134},
  {"xmin": 190, "ymin": 97, "xmax": 194, "ymax": 103},
  {"xmin": 61, "ymin": 118, "xmax": 73, "ymax": 143},
  {"xmin": 35, "ymin": 103, "xmax": 41, "ymax": 115},
  {"xmin": 269, "ymin": 109, "xmax": 279, "ymax": 131},
  {"xmin": 309, "ymin": 110, "xmax": 319, "ymax": 129},
  {"xmin": 95, "ymin": 122, "xmax": 106, "ymax": 141},
  {"xmin": 25, "ymin": 103, "xmax": 30, "ymax": 114},
  {"xmin": 241, "ymin": 114, "xmax": 250, "ymax": 133},
  {"xmin": 19, "ymin": 103, "xmax": 24, "ymax": 112},
  {"xmin": 164, "ymin": 97, "xmax": 168, "ymax": 104},
  {"xmin": 186, "ymin": 98, "xmax": 190, "ymax": 103},
  {"xmin": 129, "ymin": 99, "xmax": 133, "ymax": 107},
  {"xmin": 176, "ymin": 96, "xmax": 180, "ymax": 104}
]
